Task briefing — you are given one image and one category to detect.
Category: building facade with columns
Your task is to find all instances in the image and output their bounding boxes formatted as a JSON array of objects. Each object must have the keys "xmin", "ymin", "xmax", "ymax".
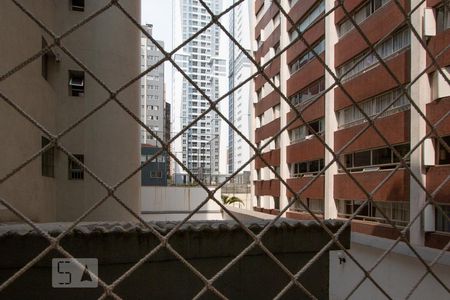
[{"xmin": 251, "ymin": 0, "xmax": 449, "ymax": 250}]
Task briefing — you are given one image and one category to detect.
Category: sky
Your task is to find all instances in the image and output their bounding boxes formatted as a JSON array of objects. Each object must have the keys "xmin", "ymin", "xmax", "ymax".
[{"xmin": 141, "ymin": 0, "xmax": 173, "ymax": 51}]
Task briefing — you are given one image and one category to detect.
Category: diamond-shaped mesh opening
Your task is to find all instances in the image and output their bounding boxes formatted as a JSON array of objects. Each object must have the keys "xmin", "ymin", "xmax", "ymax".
[{"xmin": 0, "ymin": 0, "xmax": 449, "ymax": 299}]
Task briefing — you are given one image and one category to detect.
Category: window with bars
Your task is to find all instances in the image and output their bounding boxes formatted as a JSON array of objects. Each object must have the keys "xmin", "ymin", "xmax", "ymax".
[
  {"xmin": 69, "ymin": 70, "xmax": 85, "ymax": 97},
  {"xmin": 68, "ymin": 154, "xmax": 84, "ymax": 180}
]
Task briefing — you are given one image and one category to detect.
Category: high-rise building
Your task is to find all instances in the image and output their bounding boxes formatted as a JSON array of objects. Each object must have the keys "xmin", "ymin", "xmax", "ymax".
[
  {"xmin": 228, "ymin": 0, "xmax": 253, "ymax": 183},
  {"xmin": 172, "ymin": 0, "xmax": 227, "ymax": 184},
  {"xmin": 140, "ymin": 24, "xmax": 165, "ymax": 145},
  {"xmin": 0, "ymin": 0, "xmax": 141, "ymax": 222},
  {"xmin": 251, "ymin": 0, "xmax": 449, "ymax": 250}
]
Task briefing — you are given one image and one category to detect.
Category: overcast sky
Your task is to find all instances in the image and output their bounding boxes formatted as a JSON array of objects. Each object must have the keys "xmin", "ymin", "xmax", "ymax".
[{"xmin": 141, "ymin": 0, "xmax": 173, "ymax": 51}]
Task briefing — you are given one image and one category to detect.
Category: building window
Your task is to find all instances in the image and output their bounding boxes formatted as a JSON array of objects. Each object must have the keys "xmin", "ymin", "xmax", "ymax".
[
  {"xmin": 68, "ymin": 154, "xmax": 84, "ymax": 180},
  {"xmin": 336, "ymin": 88, "xmax": 410, "ymax": 129},
  {"xmin": 41, "ymin": 137, "xmax": 54, "ymax": 178},
  {"xmin": 337, "ymin": 27, "xmax": 410, "ymax": 82},
  {"xmin": 292, "ymin": 198, "xmax": 324, "ymax": 214},
  {"xmin": 41, "ymin": 38, "xmax": 49, "ymax": 80},
  {"xmin": 289, "ymin": 0, "xmax": 325, "ymax": 41},
  {"xmin": 71, "ymin": 0, "xmax": 85, "ymax": 12},
  {"xmin": 437, "ymin": 135, "xmax": 450, "ymax": 164},
  {"xmin": 436, "ymin": 204, "xmax": 450, "ymax": 232},
  {"xmin": 69, "ymin": 70, "xmax": 85, "ymax": 97},
  {"xmin": 340, "ymin": 143, "xmax": 410, "ymax": 172},
  {"xmin": 290, "ymin": 118, "xmax": 324, "ymax": 144},
  {"xmin": 289, "ymin": 38, "xmax": 325, "ymax": 74},
  {"xmin": 290, "ymin": 77, "xmax": 325, "ymax": 107},
  {"xmin": 338, "ymin": 0, "xmax": 390, "ymax": 37},
  {"xmin": 337, "ymin": 200, "xmax": 409, "ymax": 226},
  {"xmin": 436, "ymin": 2, "xmax": 450, "ymax": 33},
  {"xmin": 150, "ymin": 171, "xmax": 162, "ymax": 178},
  {"xmin": 291, "ymin": 159, "xmax": 325, "ymax": 177}
]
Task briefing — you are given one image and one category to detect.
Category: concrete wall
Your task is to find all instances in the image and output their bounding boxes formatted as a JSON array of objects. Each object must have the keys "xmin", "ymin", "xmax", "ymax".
[
  {"xmin": 0, "ymin": 220, "xmax": 350, "ymax": 299},
  {"xmin": 330, "ymin": 233, "xmax": 450, "ymax": 299},
  {"xmin": 141, "ymin": 186, "xmax": 222, "ymax": 221},
  {"xmin": 0, "ymin": 0, "xmax": 141, "ymax": 222}
]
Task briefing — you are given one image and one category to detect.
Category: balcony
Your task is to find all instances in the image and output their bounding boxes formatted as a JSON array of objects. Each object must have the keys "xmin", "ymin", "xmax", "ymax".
[
  {"xmin": 287, "ymin": 137, "xmax": 324, "ymax": 164},
  {"xmin": 426, "ymin": 97, "xmax": 450, "ymax": 136},
  {"xmin": 254, "ymin": 2, "xmax": 279, "ymax": 39},
  {"xmin": 286, "ymin": 96, "xmax": 325, "ymax": 130},
  {"xmin": 255, "ymin": 25, "xmax": 281, "ymax": 63},
  {"xmin": 286, "ymin": 19, "xmax": 325, "ymax": 64},
  {"xmin": 254, "ymin": 179, "xmax": 281, "ymax": 197},
  {"xmin": 335, "ymin": 50, "xmax": 410, "ymax": 109},
  {"xmin": 255, "ymin": 90, "xmax": 280, "ymax": 117},
  {"xmin": 255, "ymin": 117, "xmax": 280, "ymax": 144},
  {"xmin": 334, "ymin": 168, "xmax": 410, "ymax": 201},
  {"xmin": 426, "ymin": 28, "xmax": 450, "ymax": 72},
  {"xmin": 255, "ymin": 149, "xmax": 280, "ymax": 169},
  {"xmin": 287, "ymin": 53, "xmax": 325, "ymax": 96},
  {"xmin": 335, "ymin": 0, "xmax": 409, "ymax": 66},
  {"xmin": 427, "ymin": 165, "xmax": 450, "ymax": 204},
  {"xmin": 286, "ymin": 175, "xmax": 325, "ymax": 199},
  {"xmin": 254, "ymin": 56, "xmax": 281, "ymax": 91},
  {"xmin": 334, "ymin": 110, "xmax": 410, "ymax": 154}
]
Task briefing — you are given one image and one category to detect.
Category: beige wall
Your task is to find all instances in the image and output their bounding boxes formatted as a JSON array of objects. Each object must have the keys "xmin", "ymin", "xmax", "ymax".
[{"xmin": 0, "ymin": 0, "xmax": 141, "ymax": 222}]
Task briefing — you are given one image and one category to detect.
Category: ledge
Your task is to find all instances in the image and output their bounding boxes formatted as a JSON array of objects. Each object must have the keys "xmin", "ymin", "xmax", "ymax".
[{"xmin": 0, "ymin": 220, "xmax": 350, "ymax": 268}]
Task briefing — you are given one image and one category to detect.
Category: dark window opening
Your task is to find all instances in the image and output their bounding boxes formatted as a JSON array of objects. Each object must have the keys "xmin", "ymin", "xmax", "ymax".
[
  {"xmin": 342, "ymin": 144, "xmax": 410, "ymax": 171},
  {"xmin": 436, "ymin": 204, "xmax": 450, "ymax": 232},
  {"xmin": 71, "ymin": 0, "xmax": 85, "ymax": 12},
  {"xmin": 353, "ymin": 150, "xmax": 371, "ymax": 167},
  {"xmin": 41, "ymin": 38, "xmax": 49, "ymax": 80},
  {"xmin": 41, "ymin": 137, "xmax": 54, "ymax": 178},
  {"xmin": 68, "ymin": 154, "xmax": 84, "ymax": 180},
  {"xmin": 438, "ymin": 136, "xmax": 450, "ymax": 165},
  {"xmin": 69, "ymin": 70, "xmax": 84, "ymax": 97}
]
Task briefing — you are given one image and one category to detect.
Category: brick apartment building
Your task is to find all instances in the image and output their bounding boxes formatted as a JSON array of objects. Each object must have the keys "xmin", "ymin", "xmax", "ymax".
[{"xmin": 251, "ymin": 0, "xmax": 449, "ymax": 250}]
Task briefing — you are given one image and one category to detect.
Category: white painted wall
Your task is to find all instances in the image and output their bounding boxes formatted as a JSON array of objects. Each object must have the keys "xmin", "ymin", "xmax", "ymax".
[
  {"xmin": 330, "ymin": 233, "xmax": 450, "ymax": 299},
  {"xmin": 141, "ymin": 186, "xmax": 223, "ymax": 221}
]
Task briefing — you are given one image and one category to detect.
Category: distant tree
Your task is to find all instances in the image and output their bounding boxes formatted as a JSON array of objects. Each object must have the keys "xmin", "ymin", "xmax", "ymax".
[{"xmin": 221, "ymin": 195, "xmax": 244, "ymax": 207}]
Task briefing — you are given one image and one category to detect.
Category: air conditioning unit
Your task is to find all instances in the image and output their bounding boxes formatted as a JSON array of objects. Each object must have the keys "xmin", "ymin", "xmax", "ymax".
[
  {"xmin": 423, "ymin": 138, "xmax": 435, "ymax": 166},
  {"xmin": 432, "ymin": 68, "xmax": 450, "ymax": 100},
  {"xmin": 363, "ymin": 167, "xmax": 380, "ymax": 172},
  {"xmin": 424, "ymin": 8, "xmax": 436, "ymax": 37}
]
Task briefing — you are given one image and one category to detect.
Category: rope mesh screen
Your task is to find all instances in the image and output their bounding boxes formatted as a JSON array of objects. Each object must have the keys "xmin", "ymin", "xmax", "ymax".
[{"xmin": 0, "ymin": 0, "xmax": 449, "ymax": 299}]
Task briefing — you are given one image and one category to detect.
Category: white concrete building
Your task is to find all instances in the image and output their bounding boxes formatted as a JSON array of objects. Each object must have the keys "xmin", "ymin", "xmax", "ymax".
[
  {"xmin": 172, "ymin": 0, "xmax": 228, "ymax": 184},
  {"xmin": 0, "ymin": 0, "xmax": 141, "ymax": 222},
  {"xmin": 140, "ymin": 24, "xmax": 166, "ymax": 145},
  {"xmin": 227, "ymin": 0, "xmax": 253, "ymax": 182}
]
